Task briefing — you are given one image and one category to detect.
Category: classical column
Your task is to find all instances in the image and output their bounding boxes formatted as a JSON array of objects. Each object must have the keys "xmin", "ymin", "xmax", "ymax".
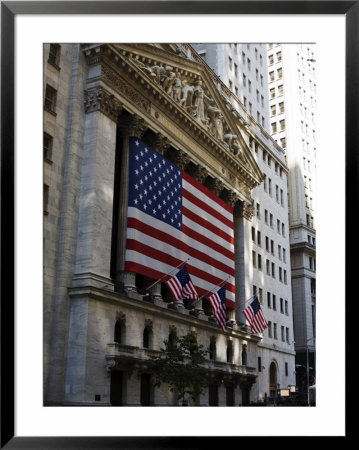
[
  {"xmin": 234, "ymin": 200, "xmax": 254, "ymax": 325},
  {"xmin": 74, "ymin": 85, "xmax": 122, "ymax": 281},
  {"xmin": 116, "ymin": 114, "xmax": 148, "ymax": 294}
]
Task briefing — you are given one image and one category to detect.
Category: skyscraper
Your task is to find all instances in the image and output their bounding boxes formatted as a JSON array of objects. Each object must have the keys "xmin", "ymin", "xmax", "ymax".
[{"xmin": 267, "ymin": 43, "xmax": 317, "ymax": 395}]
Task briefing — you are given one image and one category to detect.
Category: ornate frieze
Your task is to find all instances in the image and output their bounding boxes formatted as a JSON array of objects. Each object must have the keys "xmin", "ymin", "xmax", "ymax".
[
  {"xmin": 84, "ymin": 86, "xmax": 122, "ymax": 122},
  {"xmin": 101, "ymin": 65, "xmax": 151, "ymax": 113}
]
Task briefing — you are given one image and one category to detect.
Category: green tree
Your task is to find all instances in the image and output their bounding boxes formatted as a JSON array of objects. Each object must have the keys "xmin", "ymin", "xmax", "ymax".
[{"xmin": 150, "ymin": 329, "xmax": 209, "ymax": 405}]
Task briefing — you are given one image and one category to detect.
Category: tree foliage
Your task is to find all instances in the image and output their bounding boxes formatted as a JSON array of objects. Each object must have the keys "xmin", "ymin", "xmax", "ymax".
[{"xmin": 150, "ymin": 330, "xmax": 209, "ymax": 405}]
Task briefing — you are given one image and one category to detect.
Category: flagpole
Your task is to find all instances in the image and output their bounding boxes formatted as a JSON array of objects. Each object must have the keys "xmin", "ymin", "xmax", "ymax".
[
  {"xmin": 198, "ymin": 276, "xmax": 230, "ymax": 301},
  {"xmin": 144, "ymin": 258, "xmax": 190, "ymax": 292}
]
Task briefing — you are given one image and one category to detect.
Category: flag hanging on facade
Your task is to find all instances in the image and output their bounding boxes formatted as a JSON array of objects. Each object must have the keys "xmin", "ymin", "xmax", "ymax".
[
  {"xmin": 208, "ymin": 284, "xmax": 227, "ymax": 331},
  {"xmin": 125, "ymin": 137, "xmax": 235, "ymax": 307},
  {"xmin": 165, "ymin": 265, "xmax": 199, "ymax": 301},
  {"xmin": 243, "ymin": 296, "xmax": 269, "ymax": 333}
]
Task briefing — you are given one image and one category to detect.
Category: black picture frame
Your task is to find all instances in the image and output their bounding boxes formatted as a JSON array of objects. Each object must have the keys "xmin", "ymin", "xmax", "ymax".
[{"xmin": 1, "ymin": 1, "xmax": 354, "ymax": 448}]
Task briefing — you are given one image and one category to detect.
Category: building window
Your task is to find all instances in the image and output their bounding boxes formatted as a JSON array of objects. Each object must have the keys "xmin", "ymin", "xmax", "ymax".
[
  {"xmin": 268, "ymin": 54, "xmax": 274, "ymax": 65},
  {"xmin": 270, "ymin": 87, "xmax": 275, "ymax": 99},
  {"xmin": 143, "ymin": 327, "xmax": 151, "ymax": 348},
  {"xmin": 285, "ymin": 300, "xmax": 288, "ymax": 315},
  {"xmin": 248, "ymin": 80, "xmax": 252, "ymax": 93},
  {"xmin": 277, "ymin": 219, "xmax": 281, "ymax": 233},
  {"xmin": 258, "ymin": 254, "xmax": 262, "ymax": 270},
  {"xmin": 270, "ymin": 213, "xmax": 273, "ymax": 228},
  {"xmin": 43, "ymin": 184, "xmax": 49, "ymax": 215},
  {"xmin": 114, "ymin": 320, "xmax": 123, "ymax": 344},
  {"xmin": 286, "ymin": 328, "xmax": 290, "ymax": 344},
  {"xmin": 268, "ymin": 321, "xmax": 272, "ymax": 338},
  {"xmin": 277, "ymin": 67, "xmax": 283, "ymax": 79},
  {"xmin": 43, "ymin": 132, "xmax": 53, "ymax": 161},
  {"xmin": 273, "ymin": 323, "xmax": 277, "ymax": 339},
  {"xmin": 271, "ymin": 122, "xmax": 277, "ymax": 134},
  {"xmin": 280, "ymin": 298, "xmax": 284, "ymax": 313},
  {"xmin": 265, "ymin": 209, "xmax": 268, "ymax": 224},
  {"xmin": 48, "ymin": 43, "xmax": 61, "ymax": 67},
  {"xmin": 282, "ymin": 223, "xmax": 285, "ymax": 236},
  {"xmin": 272, "ymin": 294, "xmax": 276, "ymax": 310},
  {"xmin": 258, "ymin": 288, "xmax": 263, "ymax": 304},
  {"xmin": 44, "ymin": 84, "xmax": 57, "ymax": 114},
  {"xmin": 243, "ymin": 74, "xmax": 247, "ymax": 87},
  {"xmin": 252, "ymin": 226, "xmax": 256, "ymax": 242},
  {"xmin": 228, "ymin": 56, "xmax": 232, "ymax": 70},
  {"xmin": 276, "ymin": 51, "xmax": 282, "ymax": 62},
  {"xmin": 283, "ymin": 248, "xmax": 286, "ymax": 263},
  {"xmin": 271, "ymin": 239, "xmax": 274, "ymax": 254},
  {"xmin": 271, "ymin": 104, "xmax": 276, "ymax": 116},
  {"xmin": 279, "ymin": 102, "xmax": 285, "ymax": 113},
  {"xmin": 257, "ymin": 230, "xmax": 261, "ymax": 246},
  {"xmin": 271, "ymin": 262, "xmax": 275, "ymax": 278},
  {"xmin": 258, "ymin": 356, "xmax": 262, "ymax": 372},
  {"xmin": 285, "ymin": 362, "xmax": 288, "ymax": 376},
  {"xmin": 267, "ymin": 292, "xmax": 271, "ymax": 308},
  {"xmin": 265, "ymin": 236, "xmax": 269, "ymax": 251},
  {"xmin": 281, "ymin": 326, "xmax": 285, "ymax": 341},
  {"xmin": 284, "ymin": 270, "xmax": 287, "ymax": 284},
  {"xmin": 256, "ymin": 203, "xmax": 261, "ymax": 219},
  {"xmin": 252, "ymin": 251, "xmax": 257, "ymax": 268},
  {"xmin": 278, "ymin": 85, "xmax": 284, "ymax": 96},
  {"xmin": 266, "ymin": 259, "xmax": 270, "ymax": 275},
  {"xmin": 226, "ymin": 341, "xmax": 233, "ymax": 363},
  {"xmin": 209, "ymin": 338, "xmax": 216, "ymax": 360},
  {"xmin": 280, "ymin": 119, "xmax": 285, "ymax": 131}
]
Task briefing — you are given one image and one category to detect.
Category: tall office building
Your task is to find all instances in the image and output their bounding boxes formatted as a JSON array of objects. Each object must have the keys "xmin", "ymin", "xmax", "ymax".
[
  {"xmin": 192, "ymin": 43, "xmax": 296, "ymax": 401},
  {"xmin": 267, "ymin": 43, "xmax": 317, "ymax": 394}
]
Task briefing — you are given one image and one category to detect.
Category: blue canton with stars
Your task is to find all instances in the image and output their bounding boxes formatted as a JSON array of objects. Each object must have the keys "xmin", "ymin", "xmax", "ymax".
[{"xmin": 128, "ymin": 137, "xmax": 183, "ymax": 231}]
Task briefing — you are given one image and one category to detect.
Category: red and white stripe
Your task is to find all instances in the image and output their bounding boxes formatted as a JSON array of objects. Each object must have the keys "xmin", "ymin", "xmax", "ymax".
[
  {"xmin": 208, "ymin": 291, "xmax": 227, "ymax": 331},
  {"xmin": 243, "ymin": 307, "xmax": 268, "ymax": 334},
  {"xmin": 125, "ymin": 171, "xmax": 235, "ymax": 308}
]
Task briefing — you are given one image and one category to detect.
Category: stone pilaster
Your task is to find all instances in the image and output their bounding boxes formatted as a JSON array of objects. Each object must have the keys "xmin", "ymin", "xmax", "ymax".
[
  {"xmin": 116, "ymin": 114, "xmax": 148, "ymax": 294},
  {"xmin": 73, "ymin": 87, "xmax": 121, "ymax": 279}
]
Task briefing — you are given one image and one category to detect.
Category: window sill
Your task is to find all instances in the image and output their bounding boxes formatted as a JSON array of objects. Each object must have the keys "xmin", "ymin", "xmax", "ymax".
[
  {"xmin": 44, "ymin": 107, "xmax": 57, "ymax": 117},
  {"xmin": 48, "ymin": 60, "xmax": 61, "ymax": 71}
]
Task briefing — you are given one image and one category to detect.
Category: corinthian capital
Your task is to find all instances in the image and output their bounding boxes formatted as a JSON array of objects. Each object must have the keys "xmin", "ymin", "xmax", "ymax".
[
  {"xmin": 146, "ymin": 133, "xmax": 171, "ymax": 155},
  {"xmin": 238, "ymin": 201, "xmax": 254, "ymax": 220},
  {"xmin": 118, "ymin": 114, "xmax": 148, "ymax": 139},
  {"xmin": 84, "ymin": 86, "xmax": 122, "ymax": 122}
]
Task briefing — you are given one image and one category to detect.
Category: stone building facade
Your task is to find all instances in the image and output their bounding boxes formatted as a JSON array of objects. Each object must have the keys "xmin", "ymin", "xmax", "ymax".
[{"xmin": 43, "ymin": 43, "xmax": 295, "ymax": 406}]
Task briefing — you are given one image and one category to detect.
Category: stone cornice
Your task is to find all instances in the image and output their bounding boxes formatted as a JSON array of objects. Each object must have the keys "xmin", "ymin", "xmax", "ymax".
[{"xmin": 68, "ymin": 285, "xmax": 261, "ymax": 342}]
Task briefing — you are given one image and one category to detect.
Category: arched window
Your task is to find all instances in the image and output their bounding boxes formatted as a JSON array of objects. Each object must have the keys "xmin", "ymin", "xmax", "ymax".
[
  {"xmin": 209, "ymin": 339, "xmax": 216, "ymax": 360},
  {"xmin": 242, "ymin": 345, "xmax": 247, "ymax": 366},
  {"xmin": 226, "ymin": 341, "xmax": 233, "ymax": 363},
  {"xmin": 143, "ymin": 327, "xmax": 150, "ymax": 348},
  {"xmin": 114, "ymin": 320, "xmax": 122, "ymax": 344}
]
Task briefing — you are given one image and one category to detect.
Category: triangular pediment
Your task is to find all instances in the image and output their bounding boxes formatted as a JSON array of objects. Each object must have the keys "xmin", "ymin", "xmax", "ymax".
[{"xmin": 109, "ymin": 43, "xmax": 263, "ymax": 185}]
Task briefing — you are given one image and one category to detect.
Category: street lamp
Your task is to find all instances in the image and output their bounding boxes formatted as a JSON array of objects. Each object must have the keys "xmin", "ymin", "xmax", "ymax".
[{"xmin": 306, "ymin": 337, "xmax": 315, "ymax": 406}]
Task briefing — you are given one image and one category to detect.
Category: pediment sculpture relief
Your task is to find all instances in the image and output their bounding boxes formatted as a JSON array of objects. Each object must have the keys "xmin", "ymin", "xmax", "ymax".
[{"xmin": 135, "ymin": 59, "xmax": 249, "ymax": 165}]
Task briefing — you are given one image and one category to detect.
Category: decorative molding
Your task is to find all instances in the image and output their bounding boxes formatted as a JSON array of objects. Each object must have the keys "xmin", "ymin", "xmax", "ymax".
[
  {"xmin": 84, "ymin": 86, "xmax": 122, "ymax": 122},
  {"xmin": 101, "ymin": 65, "xmax": 151, "ymax": 113},
  {"xmin": 191, "ymin": 165, "xmax": 209, "ymax": 184},
  {"xmin": 171, "ymin": 149, "xmax": 191, "ymax": 171}
]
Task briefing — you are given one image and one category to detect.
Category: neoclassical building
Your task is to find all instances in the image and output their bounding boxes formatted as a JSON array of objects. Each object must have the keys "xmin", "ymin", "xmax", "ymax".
[{"xmin": 44, "ymin": 43, "xmax": 295, "ymax": 406}]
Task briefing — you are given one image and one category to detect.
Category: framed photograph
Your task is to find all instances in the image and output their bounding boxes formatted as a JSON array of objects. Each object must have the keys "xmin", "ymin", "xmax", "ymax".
[{"xmin": 1, "ymin": 1, "xmax": 353, "ymax": 447}]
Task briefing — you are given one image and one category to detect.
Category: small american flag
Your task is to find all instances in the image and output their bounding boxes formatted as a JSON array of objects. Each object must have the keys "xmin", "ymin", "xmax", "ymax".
[
  {"xmin": 208, "ymin": 284, "xmax": 227, "ymax": 331},
  {"xmin": 243, "ymin": 296, "xmax": 268, "ymax": 334},
  {"xmin": 165, "ymin": 265, "xmax": 199, "ymax": 301}
]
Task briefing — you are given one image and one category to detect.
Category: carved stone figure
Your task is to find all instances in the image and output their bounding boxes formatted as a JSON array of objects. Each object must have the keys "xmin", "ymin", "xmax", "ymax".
[
  {"xmin": 172, "ymin": 73, "xmax": 183, "ymax": 102},
  {"xmin": 192, "ymin": 79, "xmax": 214, "ymax": 124},
  {"xmin": 180, "ymin": 80, "xmax": 195, "ymax": 109},
  {"xmin": 207, "ymin": 106, "xmax": 224, "ymax": 141},
  {"xmin": 223, "ymin": 134, "xmax": 242, "ymax": 157}
]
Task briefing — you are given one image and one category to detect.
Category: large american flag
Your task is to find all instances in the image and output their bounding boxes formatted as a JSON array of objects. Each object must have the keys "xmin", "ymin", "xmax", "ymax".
[
  {"xmin": 125, "ymin": 137, "xmax": 235, "ymax": 308},
  {"xmin": 243, "ymin": 297, "xmax": 268, "ymax": 333}
]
